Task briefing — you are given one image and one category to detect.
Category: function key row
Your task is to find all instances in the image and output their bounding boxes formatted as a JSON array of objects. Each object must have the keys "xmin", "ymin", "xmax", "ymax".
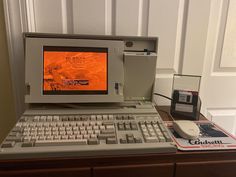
[
  {"xmin": 19, "ymin": 114, "xmax": 136, "ymax": 122},
  {"xmin": 15, "ymin": 121, "xmax": 114, "ymax": 129}
]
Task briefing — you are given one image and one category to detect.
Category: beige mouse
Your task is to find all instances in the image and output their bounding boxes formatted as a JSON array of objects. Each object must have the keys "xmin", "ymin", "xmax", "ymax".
[{"xmin": 173, "ymin": 120, "xmax": 200, "ymax": 139}]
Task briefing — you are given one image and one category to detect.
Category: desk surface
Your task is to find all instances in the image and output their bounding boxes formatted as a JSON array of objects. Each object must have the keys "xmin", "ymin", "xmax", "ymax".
[{"xmin": 0, "ymin": 106, "xmax": 236, "ymax": 177}]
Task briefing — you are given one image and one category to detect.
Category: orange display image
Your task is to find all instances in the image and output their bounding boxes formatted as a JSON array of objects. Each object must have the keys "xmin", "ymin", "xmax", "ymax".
[{"xmin": 43, "ymin": 47, "xmax": 108, "ymax": 94}]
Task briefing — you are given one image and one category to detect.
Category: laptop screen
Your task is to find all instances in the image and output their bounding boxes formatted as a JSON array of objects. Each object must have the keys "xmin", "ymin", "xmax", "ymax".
[{"xmin": 43, "ymin": 46, "xmax": 108, "ymax": 95}]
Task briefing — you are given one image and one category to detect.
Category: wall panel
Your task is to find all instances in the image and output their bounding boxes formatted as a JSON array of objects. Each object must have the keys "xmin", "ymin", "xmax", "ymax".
[
  {"xmin": 207, "ymin": 109, "xmax": 236, "ymax": 136},
  {"xmin": 148, "ymin": 0, "xmax": 186, "ymax": 105},
  {"xmin": 220, "ymin": 0, "xmax": 236, "ymax": 68},
  {"xmin": 115, "ymin": 0, "xmax": 141, "ymax": 36},
  {"xmin": 73, "ymin": 0, "xmax": 111, "ymax": 35},
  {"xmin": 31, "ymin": 0, "xmax": 66, "ymax": 33},
  {"xmin": 181, "ymin": 0, "xmax": 211, "ymax": 75},
  {"xmin": 149, "ymin": 0, "xmax": 183, "ymax": 73}
]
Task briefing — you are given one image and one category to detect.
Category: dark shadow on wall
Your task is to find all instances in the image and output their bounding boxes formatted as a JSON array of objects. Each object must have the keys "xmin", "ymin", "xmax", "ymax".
[{"xmin": 0, "ymin": 1, "xmax": 16, "ymax": 143}]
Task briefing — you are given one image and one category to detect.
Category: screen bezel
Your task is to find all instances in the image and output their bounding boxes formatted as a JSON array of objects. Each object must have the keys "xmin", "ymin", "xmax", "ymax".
[
  {"xmin": 43, "ymin": 46, "xmax": 108, "ymax": 95},
  {"xmin": 25, "ymin": 37, "xmax": 124, "ymax": 103}
]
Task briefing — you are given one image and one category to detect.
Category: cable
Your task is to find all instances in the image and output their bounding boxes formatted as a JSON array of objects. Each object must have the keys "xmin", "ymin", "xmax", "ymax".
[{"xmin": 154, "ymin": 93, "xmax": 172, "ymax": 101}]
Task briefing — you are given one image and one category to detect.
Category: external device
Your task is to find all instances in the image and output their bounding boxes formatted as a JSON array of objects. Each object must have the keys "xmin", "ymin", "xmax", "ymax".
[
  {"xmin": 171, "ymin": 90, "xmax": 201, "ymax": 120},
  {"xmin": 170, "ymin": 74, "xmax": 201, "ymax": 120}
]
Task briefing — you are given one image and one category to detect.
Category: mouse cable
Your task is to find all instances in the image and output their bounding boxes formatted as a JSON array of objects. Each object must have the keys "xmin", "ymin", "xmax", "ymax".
[{"xmin": 153, "ymin": 93, "xmax": 172, "ymax": 101}]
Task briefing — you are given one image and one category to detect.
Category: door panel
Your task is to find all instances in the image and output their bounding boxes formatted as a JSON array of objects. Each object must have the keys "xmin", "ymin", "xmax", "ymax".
[{"xmin": 200, "ymin": 0, "xmax": 236, "ymax": 134}]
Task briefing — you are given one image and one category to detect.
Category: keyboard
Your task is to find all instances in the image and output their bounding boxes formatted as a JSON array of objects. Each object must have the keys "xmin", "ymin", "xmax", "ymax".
[{"xmin": 0, "ymin": 113, "xmax": 176, "ymax": 159}]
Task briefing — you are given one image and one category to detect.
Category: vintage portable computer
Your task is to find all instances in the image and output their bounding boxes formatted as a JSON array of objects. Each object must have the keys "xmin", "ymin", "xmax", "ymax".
[{"xmin": 0, "ymin": 33, "xmax": 176, "ymax": 159}]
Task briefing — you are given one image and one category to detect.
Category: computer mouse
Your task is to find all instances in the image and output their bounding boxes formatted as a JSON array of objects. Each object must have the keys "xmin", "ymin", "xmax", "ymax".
[{"xmin": 173, "ymin": 120, "xmax": 200, "ymax": 139}]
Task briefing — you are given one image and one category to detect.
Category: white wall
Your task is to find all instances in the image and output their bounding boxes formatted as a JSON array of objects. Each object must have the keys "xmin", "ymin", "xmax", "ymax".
[{"xmin": 3, "ymin": 0, "xmax": 236, "ymax": 135}]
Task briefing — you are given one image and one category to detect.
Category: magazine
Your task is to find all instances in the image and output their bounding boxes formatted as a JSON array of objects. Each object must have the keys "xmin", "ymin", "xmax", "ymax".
[{"xmin": 165, "ymin": 121, "xmax": 236, "ymax": 151}]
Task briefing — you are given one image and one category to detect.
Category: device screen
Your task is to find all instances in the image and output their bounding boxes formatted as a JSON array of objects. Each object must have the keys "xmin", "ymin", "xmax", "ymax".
[{"xmin": 43, "ymin": 46, "xmax": 108, "ymax": 95}]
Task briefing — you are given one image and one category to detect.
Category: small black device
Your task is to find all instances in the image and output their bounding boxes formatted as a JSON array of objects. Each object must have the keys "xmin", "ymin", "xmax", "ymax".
[{"xmin": 170, "ymin": 90, "xmax": 201, "ymax": 120}]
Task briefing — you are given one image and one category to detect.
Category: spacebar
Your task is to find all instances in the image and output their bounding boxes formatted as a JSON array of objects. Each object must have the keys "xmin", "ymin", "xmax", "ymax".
[{"xmin": 35, "ymin": 139, "xmax": 87, "ymax": 147}]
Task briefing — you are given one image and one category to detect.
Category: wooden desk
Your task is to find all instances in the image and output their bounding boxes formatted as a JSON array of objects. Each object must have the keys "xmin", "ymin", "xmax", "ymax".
[{"xmin": 0, "ymin": 107, "xmax": 236, "ymax": 177}]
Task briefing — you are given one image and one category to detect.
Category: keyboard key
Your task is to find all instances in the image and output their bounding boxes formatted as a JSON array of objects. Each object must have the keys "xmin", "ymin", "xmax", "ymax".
[
  {"xmin": 12, "ymin": 127, "xmax": 23, "ymax": 132},
  {"xmin": 47, "ymin": 116, "xmax": 53, "ymax": 121},
  {"xmin": 145, "ymin": 137, "xmax": 158, "ymax": 143},
  {"xmin": 73, "ymin": 131, "xmax": 80, "ymax": 135},
  {"xmin": 61, "ymin": 135, "xmax": 68, "ymax": 140},
  {"xmin": 89, "ymin": 122, "xmax": 96, "ymax": 126},
  {"xmin": 108, "ymin": 115, "xmax": 114, "ymax": 120},
  {"xmin": 100, "ymin": 126, "xmax": 105, "ymax": 130},
  {"xmin": 68, "ymin": 116, "xmax": 74, "ymax": 121},
  {"xmin": 6, "ymin": 136, "xmax": 23, "ymax": 142},
  {"xmin": 120, "ymin": 138, "xmax": 127, "ymax": 144},
  {"xmin": 106, "ymin": 125, "xmax": 115, "ymax": 130},
  {"xmin": 93, "ymin": 126, "xmax": 99, "ymax": 130},
  {"xmin": 87, "ymin": 130, "xmax": 93, "ymax": 134},
  {"xmin": 103, "ymin": 121, "xmax": 114, "ymax": 126},
  {"xmin": 125, "ymin": 124, "xmax": 131, "ymax": 130},
  {"xmin": 94, "ymin": 130, "xmax": 100, "ymax": 134},
  {"xmin": 128, "ymin": 115, "xmax": 135, "ymax": 120},
  {"xmin": 22, "ymin": 141, "xmax": 34, "ymax": 147},
  {"xmin": 38, "ymin": 136, "xmax": 45, "ymax": 141},
  {"xmin": 54, "ymin": 136, "xmax": 61, "ymax": 140},
  {"xmin": 61, "ymin": 117, "xmax": 68, "ymax": 121},
  {"xmin": 102, "ymin": 115, "xmax": 108, "ymax": 120},
  {"xmin": 163, "ymin": 132, "xmax": 172, "ymax": 141},
  {"xmin": 97, "ymin": 115, "xmax": 102, "ymax": 120},
  {"xmin": 69, "ymin": 135, "xmax": 75, "ymax": 139},
  {"xmin": 81, "ymin": 116, "xmax": 88, "ymax": 121},
  {"xmin": 90, "ymin": 134, "xmax": 97, "ymax": 139},
  {"xmin": 23, "ymin": 136, "xmax": 31, "ymax": 141},
  {"xmin": 127, "ymin": 137, "xmax": 135, "ymax": 143},
  {"xmin": 135, "ymin": 137, "xmax": 142, "ymax": 143},
  {"xmin": 83, "ymin": 134, "xmax": 90, "ymax": 139},
  {"xmin": 88, "ymin": 138, "xmax": 99, "ymax": 145},
  {"xmin": 126, "ymin": 133, "xmax": 134, "ymax": 138},
  {"xmin": 159, "ymin": 136, "xmax": 166, "ymax": 142},
  {"xmin": 131, "ymin": 124, "xmax": 138, "ymax": 130},
  {"xmin": 76, "ymin": 135, "xmax": 83, "ymax": 139},
  {"xmin": 53, "ymin": 116, "xmax": 60, "ymax": 121},
  {"xmin": 159, "ymin": 124, "xmax": 167, "ymax": 132},
  {"xmin": 101, "ymin": 130, "xmax": 115, "ymax": 134},
  {"xmin": 90, "ymin": 115, "xmax": 96, "ymax": 120},
  {"xmin": 106, "ymin": 138, "xmax": 117, "ymax": 144},
  {"xmin": 122, "ymin": 115, "xmax": 128, "ymax": 120},
  {"xmin": 116, "ymin": 115, "xmax": 122, "ymax": 120},
  {"xmin": 35, "ymin": 139, "xmax": 87, "ymax": 146},
  {"xmin": 1, "ymin": 141, "xmax": 15, "ymax": 148},
  {"xmin": 118, "ymin": 124, "xmax": 125, "ymax": 130},
  {"xmin": 98, "ymin": 134, "xmax": 116, "ymax": 140}
]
